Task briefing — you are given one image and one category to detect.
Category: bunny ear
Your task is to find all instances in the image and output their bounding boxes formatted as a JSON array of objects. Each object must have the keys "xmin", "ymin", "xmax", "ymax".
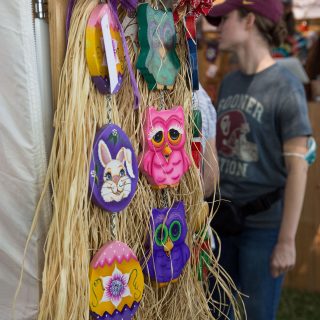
[
  {"xmin": 117, "ymin": 147, "xmax": 135, "ymax": 178},
  {"xmin": 98, "ymin": 140, "xmax": 112, "ymax": 167},
  {"xmin": 116, "ymin": 147, "xmax": 125, "ymax": 163}
]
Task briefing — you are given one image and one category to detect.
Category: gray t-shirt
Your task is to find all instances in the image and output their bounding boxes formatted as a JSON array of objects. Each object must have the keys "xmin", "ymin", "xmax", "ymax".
[{"xmin": 216, "ymin": 63, "xmax": 312, "ymax": 228}]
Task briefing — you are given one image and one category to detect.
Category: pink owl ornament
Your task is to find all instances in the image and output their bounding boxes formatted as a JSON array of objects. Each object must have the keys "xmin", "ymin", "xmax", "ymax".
[{"xmin": 139, "ymin": 106, "xmax": 191, "ymax": 188}]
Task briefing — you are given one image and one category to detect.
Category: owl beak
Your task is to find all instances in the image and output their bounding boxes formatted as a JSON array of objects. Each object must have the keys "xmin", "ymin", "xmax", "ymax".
[
  {"xmin": 164, "ymin": 238, "xmax": 174, "ymax": 257},
  {"xmin": 163, "ymin": 144, "xmax": 172, "ymax": 160}
]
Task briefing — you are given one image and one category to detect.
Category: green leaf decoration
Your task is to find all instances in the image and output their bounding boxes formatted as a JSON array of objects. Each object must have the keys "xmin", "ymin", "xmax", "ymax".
[
  {"xmin": 94, "ymin": 164, "xmax": 99, "ymax": 185},
  {"xmin": 107, "ymin": 129, "xmax": 119, "ymax": 146}
]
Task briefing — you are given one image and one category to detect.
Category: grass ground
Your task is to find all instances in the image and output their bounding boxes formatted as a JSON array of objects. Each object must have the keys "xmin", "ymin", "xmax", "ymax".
[{"xmin": 277, "ymin": 288, "xmax": 320, "ymax": 320}]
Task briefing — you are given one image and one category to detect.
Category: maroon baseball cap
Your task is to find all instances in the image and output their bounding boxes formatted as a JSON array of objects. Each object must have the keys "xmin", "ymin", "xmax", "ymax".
[{"xmin": 207, "ymin": 0, "xmax": 284, "ymax": 26}]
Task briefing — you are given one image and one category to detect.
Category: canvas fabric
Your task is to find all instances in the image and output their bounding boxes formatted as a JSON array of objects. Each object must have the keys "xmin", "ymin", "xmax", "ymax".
[{"xmin": 0, "ymin": 1, "xmax": 53, "ymax": 318}]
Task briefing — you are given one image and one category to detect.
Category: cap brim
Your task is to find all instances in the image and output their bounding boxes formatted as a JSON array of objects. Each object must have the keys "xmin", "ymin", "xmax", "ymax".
[{"xmin": 206, "ymin": 1, "xmax": 237, "ymax": 26}]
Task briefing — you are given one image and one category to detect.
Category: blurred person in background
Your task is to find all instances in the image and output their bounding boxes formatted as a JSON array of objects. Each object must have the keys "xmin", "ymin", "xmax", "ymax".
[{"xmin": 206, "ymin": 0, "xmax": 312, "ymax": 319}]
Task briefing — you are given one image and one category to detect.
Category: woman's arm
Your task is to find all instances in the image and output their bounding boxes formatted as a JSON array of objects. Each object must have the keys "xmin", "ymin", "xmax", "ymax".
[
  {"xmin": 203, "ymin": 137, "xmax": 219, "ymax": 198},
  {"xmin": 270, "ymin": 136, "xmax": 309, "ymax": 278}
]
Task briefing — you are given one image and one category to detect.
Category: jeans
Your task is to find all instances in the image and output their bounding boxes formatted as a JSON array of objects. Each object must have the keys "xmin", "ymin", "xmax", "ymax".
[{"xmin": 209, "ymin": 227, "xmax": 284, "ymax": 320}]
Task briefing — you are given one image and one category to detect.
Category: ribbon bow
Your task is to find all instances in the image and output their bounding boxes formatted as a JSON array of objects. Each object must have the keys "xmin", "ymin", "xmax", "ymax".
[
  {"xmin": 173, "ymin": 0, "xmax": 214, "ymax": 91},
  {"xmin": 173, "ymin": 0, "xmax": 214, "ymax": 23},
  {"xmin": 109, "ymin": 0, "xmax": 140, "ymax": 109}
]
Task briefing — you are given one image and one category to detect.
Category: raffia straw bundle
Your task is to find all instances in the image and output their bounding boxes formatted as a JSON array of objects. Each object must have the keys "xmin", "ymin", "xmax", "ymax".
[{"xmin": 30, "ymin": 0, "xmax": 243, "ymax": 319}]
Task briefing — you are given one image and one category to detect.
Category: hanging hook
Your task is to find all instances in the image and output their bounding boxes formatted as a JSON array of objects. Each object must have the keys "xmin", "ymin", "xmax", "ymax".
[
  {"xmin": 160, "ymin": 189, "xmax": 169, "ymax": 208},
  {"xmin": 106, "ymin": 95, "xmax": 112, "ymax": 124},
  {"xmin": 159, "ymin": 90, "xmax": 167, "ymax": 110},
  {"xmin": 111, "ymin": 212, "xmax": 117, "ymax": 240}
]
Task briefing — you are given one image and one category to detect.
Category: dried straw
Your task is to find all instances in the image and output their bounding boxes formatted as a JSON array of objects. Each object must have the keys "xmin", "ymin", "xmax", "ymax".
[{"xmin": 27, "ymin": 0, "xmax": 243, "ymax": 319}]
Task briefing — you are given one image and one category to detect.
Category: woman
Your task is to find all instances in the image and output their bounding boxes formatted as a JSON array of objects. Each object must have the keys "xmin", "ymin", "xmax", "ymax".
[{"xmin": 207, "ymin": 1, "xmax": 312, "ymax": 319}]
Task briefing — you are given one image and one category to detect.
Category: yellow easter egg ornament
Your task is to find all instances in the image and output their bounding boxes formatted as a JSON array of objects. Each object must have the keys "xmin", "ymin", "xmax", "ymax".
[{"xmin": 89, "ymin": 241, "xmax": 144, "ymax": 320}]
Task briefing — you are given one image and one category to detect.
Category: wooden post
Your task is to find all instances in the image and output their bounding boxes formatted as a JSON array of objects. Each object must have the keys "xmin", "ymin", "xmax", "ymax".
[{"xmin": 48, "ymin": 0, "xmax": 68, "ymax": 109}]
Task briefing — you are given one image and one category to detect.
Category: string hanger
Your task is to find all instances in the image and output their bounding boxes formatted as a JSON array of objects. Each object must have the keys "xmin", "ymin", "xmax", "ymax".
[
  {"xmin": 159, "ymin": 90, "xmax": 167, "ymax": 110},
  {"xmin": 160, "ymin": 188, "xmax": 170, "ymax": 208},
  {"xmin": 105, "ymin": 95, "xmax": 113, "ymax": 124}
]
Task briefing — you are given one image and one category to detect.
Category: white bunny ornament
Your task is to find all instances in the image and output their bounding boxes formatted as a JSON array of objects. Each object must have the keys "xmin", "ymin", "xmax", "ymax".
[{"xmin": 89, "ymin": 124, "xmax": 139, "ymax": 212}]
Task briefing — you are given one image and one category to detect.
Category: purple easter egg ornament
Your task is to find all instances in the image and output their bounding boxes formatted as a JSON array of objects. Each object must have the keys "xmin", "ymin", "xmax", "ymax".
[{"xmin": 89, "ymin": 124, "xmax": 138, "ymax": 212}]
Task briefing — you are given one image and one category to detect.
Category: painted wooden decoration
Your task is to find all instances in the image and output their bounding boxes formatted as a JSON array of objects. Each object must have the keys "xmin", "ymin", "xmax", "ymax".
[
  {"xmin": 89, "ymin": 124, "xmax": 138, "ymax": 212},
  {"xmin": 86, "ymin": 3, "xmax": 125, "ymax": 94},
  {"xmin": 191, "ymin": 141, "xmax": 202, "ymax": 169},
  {"xmin": 90, "ymin": 241, "xmax": 144, "ymax": 319},
  {"xmin": 139, "ymin": 106, "xmax": 191, "ymax": 188},
  {"xmin": 144, "ymin": 201, "xmax": 190, "ymax": 287},
  {"xmin": 192, "ymin": 202, "xmax": 210, "ymax": 281},
  {"xmin": 192, "ymin": 230, "xmax": 211, "ymax": 281},
  {"xmin": 191, "ymin": 109, "xmax": 202, "ymax": 168},
  {"xmin": 136, "ymin": 3, "xmax": 180, "ymax": 91}
]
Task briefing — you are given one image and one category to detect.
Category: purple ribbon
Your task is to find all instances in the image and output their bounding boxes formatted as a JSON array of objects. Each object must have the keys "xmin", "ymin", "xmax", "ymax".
[
  {"xmin": 66, "ymin": 0, "xmax": 76, "ymax": 42},
  {"xmin": 109, "ymin": 0, "xmax": 140, "ymax": 109}
]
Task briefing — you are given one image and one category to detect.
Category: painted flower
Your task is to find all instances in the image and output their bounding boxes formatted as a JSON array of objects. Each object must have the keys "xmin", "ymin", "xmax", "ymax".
[
  {"xmin": 100, "ymin": 266, "xmax": 131, "ymax": 307},
  {"xmin": 90, "ymin": 170, "xmax": 97, "ymax": 179}
]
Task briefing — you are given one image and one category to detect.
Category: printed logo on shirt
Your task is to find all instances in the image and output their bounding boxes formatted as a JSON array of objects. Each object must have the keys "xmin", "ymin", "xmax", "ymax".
[
  {"xmin": 218, "ymin": 94, "xmax": 264, "ymax": 123},
  {"xmin": 217, "ymin": 110, "xmax": 259, "ymax": 178}
]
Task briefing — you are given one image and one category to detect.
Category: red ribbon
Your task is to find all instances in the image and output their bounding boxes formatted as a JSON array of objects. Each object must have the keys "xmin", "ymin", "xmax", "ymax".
[{"xmin": 173, "ymin": 0, "xmax": 214, "ymax": 24}]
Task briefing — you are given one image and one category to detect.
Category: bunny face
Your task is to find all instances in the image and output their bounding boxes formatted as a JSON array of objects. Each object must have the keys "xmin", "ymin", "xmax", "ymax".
[
  {"xmin": 89, "ymin": 124, "xmax": 139, "ymax": 212},
  {"xmin": 98, "ymin": 142, "xmax": 135, "ymax": 203}
]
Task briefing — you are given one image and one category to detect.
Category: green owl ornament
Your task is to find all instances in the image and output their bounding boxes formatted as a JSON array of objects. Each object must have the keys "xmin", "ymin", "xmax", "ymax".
[{"xmin": 136, "ymin": 3, "xmax": 181, "ymax": 91}]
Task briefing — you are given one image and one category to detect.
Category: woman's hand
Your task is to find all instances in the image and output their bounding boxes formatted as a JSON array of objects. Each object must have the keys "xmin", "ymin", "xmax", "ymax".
[{"xmin": 270, "ymin": 239, "xmax": 296, "ymax": 278}]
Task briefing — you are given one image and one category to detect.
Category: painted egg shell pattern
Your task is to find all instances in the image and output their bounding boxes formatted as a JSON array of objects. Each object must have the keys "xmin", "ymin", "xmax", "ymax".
[
  {"xmin": 90, "ymin": 241, "xmax": 144, "ymax": 320},
  {"xmin": 86, "ymin": 3, "xmax": 124, "ymax": 94}
]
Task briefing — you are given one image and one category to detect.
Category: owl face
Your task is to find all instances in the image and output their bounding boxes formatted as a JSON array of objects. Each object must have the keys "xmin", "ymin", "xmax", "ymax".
[
  {"xmin": 144, "ymin": 201, "xmax": 190, "ymax": 284},
  {"xmin": 150, "ymin": 201, "xmax": 188, "ymax": 254},
  {"xmin": 145, "ymin": 106, "xmax": 186, "ymax": 157}
]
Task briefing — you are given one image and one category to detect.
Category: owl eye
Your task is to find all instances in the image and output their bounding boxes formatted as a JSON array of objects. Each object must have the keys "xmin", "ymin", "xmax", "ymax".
[
  {"xmin": 169, "ymin": 220, "xmax": 182, "ymax": 242},
  {"xmin": 104, "ymin": 172, "xmax": 112, "ymax": 181},
  {"xmin": 168, "ymin": 128, "xmax": 182, "ymax": 145},
  {"xmin": 151, "ymin": 130, "xmax": 164, "ymax": 148},
  {"xmin": 154, "ymin": 223, "xmax": 169, "ymax": 246}
]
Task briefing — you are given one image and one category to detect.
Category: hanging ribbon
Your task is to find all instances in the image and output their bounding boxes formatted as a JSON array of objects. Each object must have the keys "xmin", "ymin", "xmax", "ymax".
[
  {"xmin": 173, "ymin": 0, "xmax": 214, "ymax": 24},
  {"xmin": 66, "ymin": 0, "xmax": 76, "ymax": 41},
  {"xmin": 173, "ymin": 0, "xmax": 214, "ymax": 90},
  {"xmin": 109, "ymin": 0, "xmax": 140, "ymax": 109}
]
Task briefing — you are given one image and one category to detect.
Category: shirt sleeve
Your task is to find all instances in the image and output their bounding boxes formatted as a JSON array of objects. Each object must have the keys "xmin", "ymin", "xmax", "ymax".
[
  {"xmin": 278, "ymin": 86, "xmax": 312, "ymax": 142},
  {"xmin": 206, "ymin": 102, "xmax": 217, "ymax": 139},
  {"xmin": 196, "ymin": 85, "xmax": 217, "ymax": 139}
]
